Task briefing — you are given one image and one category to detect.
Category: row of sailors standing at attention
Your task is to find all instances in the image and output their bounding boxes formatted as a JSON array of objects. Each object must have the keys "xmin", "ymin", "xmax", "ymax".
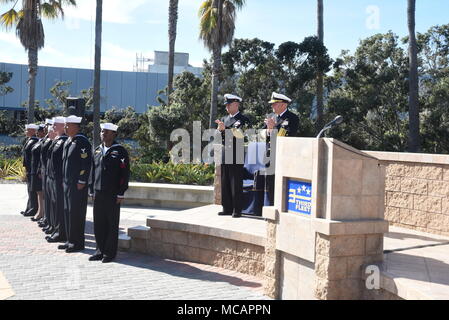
[{"xmin": 21, "ymin": 116, "xmax": 130, "ymax": 263}]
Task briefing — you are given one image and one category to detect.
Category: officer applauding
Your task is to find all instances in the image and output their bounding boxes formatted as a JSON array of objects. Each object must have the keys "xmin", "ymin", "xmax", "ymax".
[
  {"xmin": 21, "ymin": 124, "xmax": 40, "ymax": 217},
  {"xmin": 89, "ymin": 123, "xmax": 130, "ymax": 263},
  {"xmin": 263, "ymin": 92, "xmax": 299, "ymax": 205},
  {"xmin": 60, "ymin": 115, "xmax": 92, "ymax": 253},
  {"xmin": 215, "ymin": 94, "xmax": 250, "ymax": 218}
]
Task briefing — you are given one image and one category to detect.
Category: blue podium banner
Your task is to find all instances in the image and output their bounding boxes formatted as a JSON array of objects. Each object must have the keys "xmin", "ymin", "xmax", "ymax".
[{"xmin": 287, "ymin": 180, "xmax": 312, "ymax": 215}]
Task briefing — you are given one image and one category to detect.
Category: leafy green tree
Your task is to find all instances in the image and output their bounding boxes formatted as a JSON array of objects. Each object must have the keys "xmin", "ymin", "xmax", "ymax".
[
  {"xmin": 0, "ymin": 71, "xmax": 13, "ymax": 96},
  {"xmin": 222, "ymin": 37, "xmax": 332, "ymax": 135},
  {"xmin": 327, "ymin": 32, "xmax": 409, "ymax": 151},
  {"xmin": 103, "ymin": 106, "xmax": 141, "ymax": 140},
  {"xmin": 417, "ymin": 24, "xmax": 449, "ymax": 153}
]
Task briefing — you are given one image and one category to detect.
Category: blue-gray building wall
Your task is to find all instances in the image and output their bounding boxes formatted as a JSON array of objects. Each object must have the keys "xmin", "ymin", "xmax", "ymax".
[{"xmin": 0, "ymin": 62, "xmax": 169, "ymax": 114}]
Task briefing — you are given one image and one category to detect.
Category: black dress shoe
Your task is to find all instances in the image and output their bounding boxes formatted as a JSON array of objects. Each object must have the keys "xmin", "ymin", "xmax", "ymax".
[
  {"xmin": 65, "ymin": 247, "xmax": 84, "ymax": 253},
  {"xmin": 30, "ymin": 217, "xmax": 40, "ymax": 222},
  {"xmin": 102, "ymin": 256, "xmax": 114, "ymax": 263},
  {"xmin": 218, "ymin": 212, "xmax": 232, "ymax": 216},
  {"xmin": 45, "ymin": 228, "xmax": 54, "ymax": 235},
  {"xmin": 89, "ymin": 254, "xmax": 103, "ymax": 261},
  {"xmin": 47, "ymin": 237, "xmax": 62, "ymax": 243},
  {"xmin": 20, "ymin": 211, "xmax": 25, "ymax": 215},
  {"xmin": 23, "ymin": 212, "xmax": 35, "ymax": 217},
  {"xmin": 58, "ymin": 244, "xmax": 69, "ymax": 250},
  {"xmin": 232, "ymin": 212, "xmax": 242, "ymax": 218}
]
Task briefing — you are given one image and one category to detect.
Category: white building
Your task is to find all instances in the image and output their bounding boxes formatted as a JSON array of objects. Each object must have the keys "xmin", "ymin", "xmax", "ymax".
[{"xmin": 148, "ymin": 51, "xmax": 203, "ymax": 77}]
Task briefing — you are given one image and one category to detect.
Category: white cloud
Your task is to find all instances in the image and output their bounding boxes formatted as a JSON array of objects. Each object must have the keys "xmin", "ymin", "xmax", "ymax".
[
  {"xmin": 101, "ymin": 42, "xmax": 153, "ymax": 71},
  {"xmin": 145, "ymin": 19, "xmax": 165, "ymax": 25},
  {"xmin": 0, "ymin": 32, "xmax": 22, "ymax": 47},
  {"xmin": 64, "ymin": 0, "xmax": 149, "ymax": 24}
]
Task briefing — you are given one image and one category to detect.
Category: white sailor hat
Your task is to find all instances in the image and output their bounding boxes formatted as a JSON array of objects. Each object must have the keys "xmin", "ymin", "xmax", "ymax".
[
  {"xmin": 65, "ymin": 115, "xmax": 82, "ymax": 124},
  {"xmin": 268, "ymin": 92, "xmax": 292, "ymax": 104},
  {"xmin": 38, "ymin": 124, "xmax": 46, "ymax": 130},
  {"xmin": 224, "ymin": 94, "xmax": 242, "ymax": 105},
  {"xmin": 100, "ymin": 123, "xmax": 119, "ymax": 132},
  {"xmin": 45, "ymin": 118, "xmax": 54, "ymax": 125},
  {"xmin": 52, "ymin": 116, "xmax": 66, "ymax": 124},
  {"xmin": 25, "ymin": 124, "xmax": 39, "ymax": 130}
]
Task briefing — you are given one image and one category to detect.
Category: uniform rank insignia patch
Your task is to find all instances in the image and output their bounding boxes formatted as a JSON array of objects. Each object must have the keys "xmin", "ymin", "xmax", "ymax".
[
  {"xmin": 81, "ymin": 148, "xmax": 88, "ymax": 159},
  {"xmin": 80, "ymin": 170, "xmax": 85, "ymax": 175},
  {"xmin": 120, "ymin": 158, "xmax": 126, "ymax": 168}
]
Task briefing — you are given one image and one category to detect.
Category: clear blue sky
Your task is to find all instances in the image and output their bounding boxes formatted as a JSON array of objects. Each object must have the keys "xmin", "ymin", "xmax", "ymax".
[{"xmin": 1, "ymin": 0, "xmax": 448, "ymax": 72}]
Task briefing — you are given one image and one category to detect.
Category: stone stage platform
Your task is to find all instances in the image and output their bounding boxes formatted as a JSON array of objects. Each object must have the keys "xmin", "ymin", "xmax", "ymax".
[
  {"xmin": 123, "ymin": 205, "xmax": 449, "ymax": 300},
  {"xmin": 126, "ymin": 205, "xmax": 267, "ymax": 278}
]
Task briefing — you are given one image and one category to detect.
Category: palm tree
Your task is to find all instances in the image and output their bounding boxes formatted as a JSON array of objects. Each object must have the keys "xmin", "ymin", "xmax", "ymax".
[
  {"xmin": 407, "ymin": 0, "xmax": 420, "ymax": 152},
  {"xmin": 92, "ymin": 0, "xmax": 102, "ymax": 147},
  {"xmin": 0, "ymin": 0, "xmax": 76, "ymax": 124},
  {"xmin": 316, "ymin": 0, "xmax": 324, "ymax": 133},
  {"xmin": 167, "ymin": 0, "xmax": 179, "ymax": 106},
  {"xmin": 199, "ymin": 0, "xmax": 245, "ymax": 128}
]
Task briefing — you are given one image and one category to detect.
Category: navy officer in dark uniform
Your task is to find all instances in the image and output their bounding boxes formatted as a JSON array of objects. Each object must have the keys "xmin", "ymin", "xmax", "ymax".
[
  {"xmin": 215, "ymin": 94, "xmax": 250, "ymax": 218},
  {"xmin": 38, "ymin": 119, "xmax": 55, "ymax": 228},
  {"xmin": 263, "ymin": 92, "xmax": 299, "ymax": 205},
  {"xmin": 60, "ymin": 115, "xmax": 92, "ymax": 253},
  {"xmin": 88, "ymin": 123, "xmax": 130, "ymax": 263},
  {"xmin": 29, "ymin": 124, "xmax": 46, "ymax": 222},
  {"xmin": 21, "ymin": 124, "xmax": 39, "ymax": 217},
  {"xmin": 46, "ymin": 116, "xmax": 69, "ymax": 243}
]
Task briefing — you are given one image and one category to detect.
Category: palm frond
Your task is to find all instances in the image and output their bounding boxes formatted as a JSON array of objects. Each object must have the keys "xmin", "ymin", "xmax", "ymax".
[
  {"xmin": 0, "ymin": 9, "xmax": 19, "ymax": 29},
  {"xmin": 41, "ymin": 3, "xmax": 59, "ymax": 19}
]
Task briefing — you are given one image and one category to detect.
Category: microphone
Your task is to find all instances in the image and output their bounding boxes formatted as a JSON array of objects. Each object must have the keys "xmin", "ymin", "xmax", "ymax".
[{"xmin": 316, "ymin": 115, "xmax": 343, "ymax": 138}]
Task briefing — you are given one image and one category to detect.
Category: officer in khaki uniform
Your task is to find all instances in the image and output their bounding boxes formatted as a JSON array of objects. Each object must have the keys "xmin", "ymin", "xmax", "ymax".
[
  {"xmin": 60, "ymin": 115, "xmax": 92, "ymax": 253},
  {"xmin": 215, "ymin": 94, "xmax": 250, "ymax": 218},
  {"xmin": 89, "ymin": 123, "xmax": 130, "ymax": 263},
  {"xmin": 263, "ymin": 92, "xmax": 299, "ymax": 205}
]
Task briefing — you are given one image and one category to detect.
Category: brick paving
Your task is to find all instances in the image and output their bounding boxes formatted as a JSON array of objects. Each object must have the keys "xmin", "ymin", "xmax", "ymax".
[{"xmin": 0, "ymin": 184, "xmax": 269, "ymax": 300}]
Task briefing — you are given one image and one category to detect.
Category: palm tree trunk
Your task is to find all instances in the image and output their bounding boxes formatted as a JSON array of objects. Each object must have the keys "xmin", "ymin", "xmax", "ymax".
[
  {"xmin": 27, "ymin": 47, "xmax": 38, "ymax": 124},
  {"xmin": 168, "ymin": 0, "xmax": 179, "ymax": 106},
  {"xmin": 93, "ymin": 0, "xmax": 103, "ymax": 147},
  {"xmin": 407, "ymin": 0, "xmax": 420, "ymax": 152},
  {"xmin": 209, "ymin": 0, "xmax": 223, "ymax": 128},
  {"xmin": 316, "ymin": 0, "xmax": 324, "ymax": 133},
  {"xmin": 210, "ymin": 46, "xmax": 221, "ymax": 128}
]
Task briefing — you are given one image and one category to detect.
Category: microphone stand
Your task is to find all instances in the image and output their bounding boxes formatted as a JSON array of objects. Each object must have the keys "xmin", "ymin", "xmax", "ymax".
[{"xmin": 316, "ymin": 116, "xmax": 343, "ymax": 139}]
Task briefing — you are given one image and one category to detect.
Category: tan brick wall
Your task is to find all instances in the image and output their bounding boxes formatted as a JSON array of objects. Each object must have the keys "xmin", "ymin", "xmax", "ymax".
[
  {"xmin": 382, "ymin": 161, "xmax": 449, "ymax": 236},
  {"xmin": 136, "ymin": 227, "xmax": 265, "ymax": 277},
  {"xmin": 314, "ymin": 233, "xmax": 384, "ymax": 300}
]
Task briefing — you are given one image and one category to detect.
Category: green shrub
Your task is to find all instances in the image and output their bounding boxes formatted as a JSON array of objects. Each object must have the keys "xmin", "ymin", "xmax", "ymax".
[
  {"xmin": 0, "ymin": 144, "xmax": 23, "ymax": 158},
  {"xmin": 131, "ymin": 162, "xmax": 215, "ymax": 186},
  {"xmin": 0, "ymin": 157, "xmax": 26, "ymax": 182}
]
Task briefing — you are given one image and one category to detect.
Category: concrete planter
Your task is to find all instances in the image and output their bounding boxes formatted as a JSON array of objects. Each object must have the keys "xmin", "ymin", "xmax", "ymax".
[{"xmin": 122, "ymin": 182, "xmax": 214, "ymax": 209}]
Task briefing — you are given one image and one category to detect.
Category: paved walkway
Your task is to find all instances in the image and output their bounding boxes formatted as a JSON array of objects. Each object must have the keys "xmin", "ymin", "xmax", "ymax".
[
  {"xmin": 383, "ymin": 226, "xmax": 449, "ymax": 300},
  {"xmin": 0, "ymin": 184, "xmax": 268, "ymax": 300}
]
